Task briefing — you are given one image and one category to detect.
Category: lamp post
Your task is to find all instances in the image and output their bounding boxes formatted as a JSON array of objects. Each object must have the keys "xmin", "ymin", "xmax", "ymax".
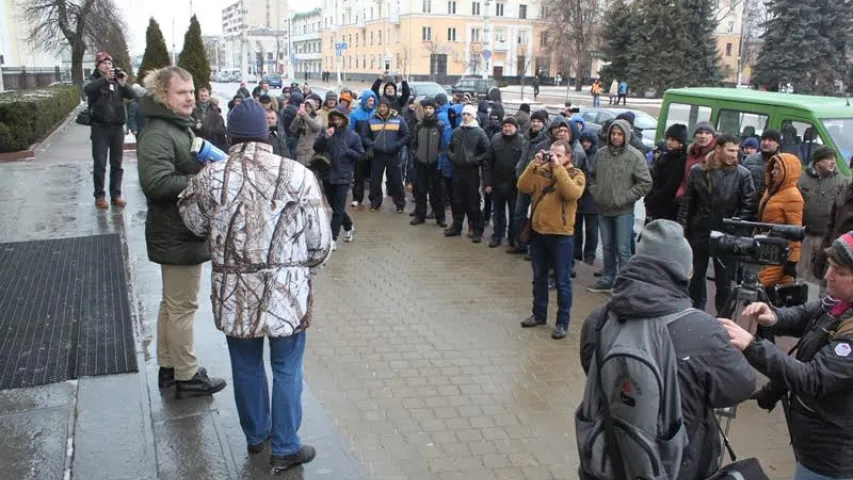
[
  {"xmin": 241, "ymin": 0, "xmax": 250, "ymax": 81},
  {"xmin": 482, "ymin": 0, "xmax": 491, "ymax": 80}
]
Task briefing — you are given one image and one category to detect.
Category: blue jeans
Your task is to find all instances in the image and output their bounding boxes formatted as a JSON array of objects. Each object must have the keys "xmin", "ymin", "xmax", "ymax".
[
  {"xmin": 794, "ymin": 464, "xmax": 853, "ymax": 480},
  {"xmin": 592, "ymin": 94, "xmax": 601, "ymax": 108},
  {"xmin": 226, "ymin": 331, "xmax": 306, "ymax": 457},
  {"xmin": 530, "ymin": 232, "xmax": 574, "ymax": 327},
  {"xmin": 599, "ymin": 214, "xmax": 634, "ymax": 286}
]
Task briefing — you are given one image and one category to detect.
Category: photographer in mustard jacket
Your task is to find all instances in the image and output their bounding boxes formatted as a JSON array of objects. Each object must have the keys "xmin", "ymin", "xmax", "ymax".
[{"xmin": 719, "ymin": 231, "xmax": 853, "ymax": 480}]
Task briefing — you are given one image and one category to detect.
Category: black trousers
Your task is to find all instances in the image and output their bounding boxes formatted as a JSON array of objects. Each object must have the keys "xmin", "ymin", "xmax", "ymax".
[
  {"xmin": 352, "ymin": 158, "xmax": 371, "ymax": 204},
  {"xmin": 91, "ymin": 124, "xmax": 125, "ymax": 199},
  {"xmin": 491, "ymin": 189, "xmax": 516, "ymax": 241},
  {"xmin": 323, "ymin": 182, "xmax": 353, "ymax": 240},
  {"xmin": 414, "ymin": 162, "xmax": 445, "ymax": 222},
  {"xmin": 689, "ymin": 237, "xmax": 734, "ymax": 314},
  {"xmin": 370, "ymin": 152, "xmax": 405, "ymax": 208},
  {"xmin": 450, "ymin": 169, "xmax": 482, "ymax": 234}
]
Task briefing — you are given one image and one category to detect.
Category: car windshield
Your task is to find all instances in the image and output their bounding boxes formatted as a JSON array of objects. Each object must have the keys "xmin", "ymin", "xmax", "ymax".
[
  {"xmin": 412, "ymin": 83, "xmax": 446, "ymax": 97},
  {"xmin": 822, "ymin": 118, "xmax": 853, "ymax": 163},
  {"xmin": 632, "ymin": 111, "xmax": 658, "ymax": 130}
]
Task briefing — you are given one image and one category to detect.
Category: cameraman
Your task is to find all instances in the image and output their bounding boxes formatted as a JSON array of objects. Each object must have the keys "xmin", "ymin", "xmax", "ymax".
[
  {"xmin": 677, "ymin": 133, "xmax": 756, "ymax": 313},
  {"xmin": 83, "ymin": 51, "xmax": 134, "ymax": 209},
  {"xmin": 718, "ymin": 231, "xmax": 853, "ymax": 480}
]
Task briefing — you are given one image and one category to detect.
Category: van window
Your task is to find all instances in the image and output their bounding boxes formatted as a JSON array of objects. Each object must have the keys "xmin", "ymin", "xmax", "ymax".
[
  {"xmin": 717, "ymin": 109, "xmax": 768, "ymax": 138},
  {"xmin": 780, "ymin": 119, "xmax": 823, "ymax": 162},
  {"xmin": 664, "ymin": 102, "xmax": 711, "ymax": 133},
  {"xmin": 822, "ymin": 119, "xmax": 853, "ymax": 164}
]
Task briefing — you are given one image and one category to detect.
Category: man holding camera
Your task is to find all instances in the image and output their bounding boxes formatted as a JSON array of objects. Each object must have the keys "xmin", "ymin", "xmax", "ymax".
[
  {"xmin": 677, "ymin": 133, "xmax": 756, "ymax": 313},
  {"xmin": 83, "ymin": 51, "xmax": 135, "ymax": 209}
]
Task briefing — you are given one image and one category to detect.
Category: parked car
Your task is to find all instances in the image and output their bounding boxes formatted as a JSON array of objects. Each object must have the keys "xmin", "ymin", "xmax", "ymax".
[
  {"xmin": 579, "ymin": 107, "xmax": 658, "ymax": 150},
  {"xmin": 452, "ymin": 77, "xmax": 501, "ymax": 101},
  {"xmin": 403, "ymin": 81, "xmax": 448, "ymax": 102},
  {"xmin": 262, "ymin": 74, "xmax": 283, "ymax": 88}
]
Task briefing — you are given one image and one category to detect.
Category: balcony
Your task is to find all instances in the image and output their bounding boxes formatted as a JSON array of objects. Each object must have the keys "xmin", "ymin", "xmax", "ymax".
[{"xmin": 492, "ymin": 40, "xmax": 508, "ymax": 52}]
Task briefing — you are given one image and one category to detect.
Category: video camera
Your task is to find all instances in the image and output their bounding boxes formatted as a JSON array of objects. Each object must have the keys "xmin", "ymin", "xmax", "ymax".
[
  {"xmin": 709, "ymin": 218, "xmax": 805, "ymax": 266},
  {"xmin": 113, "ymin": 68, "xmax": 126, "ymax": 79}
]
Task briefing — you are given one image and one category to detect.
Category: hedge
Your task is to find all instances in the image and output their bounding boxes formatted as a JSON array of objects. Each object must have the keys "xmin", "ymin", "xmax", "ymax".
[{"xmin": 0, "ymin": 85, "xmax": 80, "ymax": 152}]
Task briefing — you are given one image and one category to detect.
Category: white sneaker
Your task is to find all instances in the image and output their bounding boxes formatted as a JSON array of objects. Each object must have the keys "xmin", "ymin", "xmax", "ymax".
[
  {"xmin": 344, "ymin": 227, "xmax": 355, "ymax": 243},
  {"xmin": 350, "ymin": 201, "xmax": 359, "ymax": 208},
  {"xmin": 331, "ymin": 240, "xmax": 337, "ymax": 251}
]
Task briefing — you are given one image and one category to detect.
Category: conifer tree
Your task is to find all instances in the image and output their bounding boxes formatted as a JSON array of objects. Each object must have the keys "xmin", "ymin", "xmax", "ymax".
[
  {"xmin": 626, "ymin": 0, "xmax": 692, "ymax": 96},
  {"xmin": 137, "ymin": 18, "xmax": 171, "ymax": 82},
  {"xmin": 680, "ymin": 0, "xmax": 723, "ymax": 87},
  {"xmin": 178, "ymin": 15, "xmax": 211, "ymax": 95},
  {"xmin": 99, "ymin": 23, "xmax": 133, "ymax": 81},
  {"xmin": 598, "ymin": 0, "xmax": 634, "ymax": 86}
]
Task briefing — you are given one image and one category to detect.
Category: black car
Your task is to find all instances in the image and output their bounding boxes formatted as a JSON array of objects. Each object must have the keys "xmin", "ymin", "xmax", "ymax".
[
  {"xmin": 451, "ymin": 77, "xmax": 501, "ymax": 101},
  {"xmin": 404, "ymin": 81, "xmax": 449, "ymax": 102}
]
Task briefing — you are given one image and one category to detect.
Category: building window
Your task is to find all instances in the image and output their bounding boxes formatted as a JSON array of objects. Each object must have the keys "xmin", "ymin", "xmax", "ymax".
[
  {"xmin": 472, "ymin": 1, "xmax": 480, "ymax": 15},
  {"xmin": 448, "ymin": 0, "xmax": 456, "ymax": 13},
  {"xmin": 540, "ymin": 5, "xmax": 547, "ymax": 18},
  {"xmin": 518, "ymin": 30, "xmax": 528, "ymax": 45},
  {"xmin": 423, "ymin": 0, "xmax": 432, "ymax": 13},
  {"xmin": 448, "ymin": 27, "xmax": 456, "ymax": 41},
  {"xmin": 370, "ymin": 31, "xmax": 374, "ymax": 45},
  {"xmin": 728, "ymin": 20, "xmax": 735, "ymax": 33},
  {"xmin": 422, "ymin": 26, "xmax": 432, "ymax": 41},
  {"xmin": 494, "ymin": 28, "xmax": 505, "ymax": 42},
  {"xmin": 519, "ymin": 4, "xmax": 527, "ymax": 18},
  {"xmin": 378, "ymin": 30, "xmax": 382, "ymax": 44},
  {"xmin": 540, "ymin": 31, "xmax": 548, "ymax": 47},
  {"xmin": 495, "ymin": 2, "xmax": 504, "ymax": 16},
  {"xmin": 471, "ymin": 28, "xmax": 481, "ymax": 42},
  {"xmin": 726, "ymin": 42, "xmax": 733, "ymax": 56}
]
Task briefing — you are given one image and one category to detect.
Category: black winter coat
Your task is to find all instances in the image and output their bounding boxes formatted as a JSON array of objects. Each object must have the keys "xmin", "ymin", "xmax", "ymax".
[
  {"xmin": 747, "ymin": 301, "xmax": 853, "ymax": 478},
  {"xmin": 580, "ymin": 258, "xmax": 756, "ymax": 480},
  {"xmin": 645, "ymin": 148, "xmax": 687, "ymax": 221},
  {"xmin": 677, "ymin": 161, "xmax": 756, "ymax": 240},
  {"xmin": 742, "ymin": 149, "xmax": 779, "ymax": 200},
  {"xmin": 83, "ymin": 72, "xmax": 134, "ymax": 125},
  {"xmin": 313, "ymin": 123, "xmax": 365, "ymax": 185},
  {"xmin": 483, "ymin": 133, "xmax": 527, "ymax": 194},
  {"xmin": 449, "ymin": 125, "xmax": 490, "ymax": 170}
]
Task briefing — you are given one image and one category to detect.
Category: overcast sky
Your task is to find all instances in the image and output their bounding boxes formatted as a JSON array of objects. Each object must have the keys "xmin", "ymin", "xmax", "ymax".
[{"xmin": 116, "ymin": 0, "xmax": 318, "ymax": 55}]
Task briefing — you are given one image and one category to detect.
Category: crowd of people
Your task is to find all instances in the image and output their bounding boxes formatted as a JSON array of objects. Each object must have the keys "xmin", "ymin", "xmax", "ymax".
[{"xmin": 83, "ymin": 48, "xmax": 853, "ymax": 478}]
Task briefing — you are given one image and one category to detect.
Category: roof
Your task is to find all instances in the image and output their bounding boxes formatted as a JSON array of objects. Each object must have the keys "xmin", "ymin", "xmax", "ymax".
[
  {"xmin": 292, "ymin": 8, "xmax": 321, "ymax": 20},
  {"xmin": 663, "ymin": 87, "xmax": 853, "ymax": 118}
]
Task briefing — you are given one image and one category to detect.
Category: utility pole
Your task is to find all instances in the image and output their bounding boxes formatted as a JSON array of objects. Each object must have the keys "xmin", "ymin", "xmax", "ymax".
[
  {"xmin": 482, "ymin": 0, "xmax": 491, "ymax": 80},
  {"xmin": 287, "ymin": 16, "xmax": 295, "ymax": 80},
  {"xmin": 335, "ymin": 0, "xmax": 341, "ymax": 87},
  {"xmin": 172, "ymin": 17, "xmax": 177, "ymax": 64},
  {"xmin": 241, "ymin": 0, "xmax": 249, "ymax": 81}
]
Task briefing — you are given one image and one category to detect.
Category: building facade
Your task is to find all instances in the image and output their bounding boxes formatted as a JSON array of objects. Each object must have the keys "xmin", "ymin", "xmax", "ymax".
[
  {"xmin": 203, "ymin": 35, "xmax": 227, "ymax": 72},
  {"xmin": 0, "ymin": 0, "xmax": 63, "ymax": 68},
  {"xmin": 222, "ymin": 0, "xmax": 291, "ymax": 77},
  {"xmin": 320, "ymin": 0, "xmax": 551, "ymax": 83},
  {"xmin": 713, "ymin": 0, "xmax": 745, "ymax": 84},
  {"xmin": 292, "ymin": 8, "xmax": 323, "ymax": 78}
]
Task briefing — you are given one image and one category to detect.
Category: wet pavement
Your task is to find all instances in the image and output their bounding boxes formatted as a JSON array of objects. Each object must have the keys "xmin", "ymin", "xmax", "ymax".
[{"xmin": 0, "ymin": 116, "xmax": 796, "ymax": 479}]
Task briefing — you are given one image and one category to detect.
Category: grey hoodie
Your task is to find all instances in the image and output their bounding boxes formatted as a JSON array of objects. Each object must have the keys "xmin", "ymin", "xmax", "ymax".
[{"xmin": 588, "ymin": 118, "xmax": 652, "ymax": 216}]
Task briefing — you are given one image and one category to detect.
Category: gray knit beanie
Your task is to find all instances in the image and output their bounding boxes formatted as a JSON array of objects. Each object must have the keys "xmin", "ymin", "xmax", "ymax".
[{"xmin": 637, "ymin": 219, "xmax": 693, "ymax": 280}]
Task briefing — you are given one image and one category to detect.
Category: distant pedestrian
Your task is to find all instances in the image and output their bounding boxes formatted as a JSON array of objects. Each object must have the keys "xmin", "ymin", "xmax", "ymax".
[
  {"xmin": 591, "ymin": 79, "xmax": 602, "ymax": 108},
  {"xmin": 83, "ymin": 51, "xmax": 134, "ymax": 209},
  {"xmin": 618, "ymin": 80, "xmax": 628, "ymax": 105},
  {"xmin": 178, "ymin": 98, "xmax": 332, "ymax": 473},
  {"xmin": 609, "ymin": 79, "xmax": 619, "ymax": 104}
]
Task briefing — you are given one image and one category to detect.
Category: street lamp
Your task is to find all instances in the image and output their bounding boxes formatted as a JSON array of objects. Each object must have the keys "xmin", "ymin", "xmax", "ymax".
[{"xmin": 482, "ymin": 0, "xmax": 491, "ymax": 80}]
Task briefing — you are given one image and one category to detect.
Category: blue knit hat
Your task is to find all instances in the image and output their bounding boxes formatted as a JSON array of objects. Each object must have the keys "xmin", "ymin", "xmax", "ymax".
[
  {"xmin": 227, "ymin": 99, "xmax": 269, "ymax": 138},
  {"xmin": 742, "ymin": 137, "xmax": 759, "ymax": 150}
]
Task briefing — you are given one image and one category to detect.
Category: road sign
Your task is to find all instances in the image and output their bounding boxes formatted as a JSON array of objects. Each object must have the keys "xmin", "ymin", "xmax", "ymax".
[
  {"xmin": 336, "ymin": 50, "xmax": 343, "ymax": 57},
  {"xmin": 335, "ymin": 42, "xmax": 349, "ymax": 50},
  {"xmin": 482, "ymin": 49, "xmax": 492, "ymax": 61}
]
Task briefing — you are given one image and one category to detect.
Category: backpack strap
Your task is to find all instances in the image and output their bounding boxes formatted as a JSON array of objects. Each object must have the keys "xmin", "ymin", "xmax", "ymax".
[{"xmin": 593, "ymin": 306, "xmax": 699, "ymax": 478}]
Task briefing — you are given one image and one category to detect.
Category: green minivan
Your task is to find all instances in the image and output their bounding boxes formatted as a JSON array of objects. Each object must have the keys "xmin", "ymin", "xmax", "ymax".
[{"xmin": 656, "ymin": 87, "xmax": 853, "ymax": 175}]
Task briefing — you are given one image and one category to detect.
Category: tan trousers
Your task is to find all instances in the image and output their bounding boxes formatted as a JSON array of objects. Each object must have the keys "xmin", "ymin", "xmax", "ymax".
[{"xmin": 157, "ymin": 264, "xmax": 202, "ymax": 381}]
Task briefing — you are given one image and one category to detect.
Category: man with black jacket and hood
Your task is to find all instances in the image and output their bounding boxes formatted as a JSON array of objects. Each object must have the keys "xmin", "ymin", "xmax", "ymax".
[
  {"xmin": 83, "ymin": 51, "xmax": 135, "ymax": 209},
  {"xmin": 483, "ymin": 116, "xmax": 527, "ymax": 249},
  {"xmin": 509, "ymin": 109, "xmax": 550, "ymax": 253},
  {"xmin": 644, "ymin": 124, "xmax": 688, "ymax": 222},
  {"xmin": 742, "ymin": 129, "xmax": 782, "ymax": 200},
  {"xmin": 371, "ymin": 76, "xmax": 410, "ymax": 112},
  {"xmin": 445, "ymin": 104, "xmax": 490, "ymax": 243},
  {"xmin": 580, "ymin": 219, "xmax": 755, "ymax": 480},
  {"xmin": 574, "ymin": 131, "xmax": 600, "ymax": 267},
  {"xmin": 410, "ymin": 98, "xmax": 447, "ymax": 227},
  {"xmin": 677, "ymin": 133, "xmax": 756, "ymax": 313}
]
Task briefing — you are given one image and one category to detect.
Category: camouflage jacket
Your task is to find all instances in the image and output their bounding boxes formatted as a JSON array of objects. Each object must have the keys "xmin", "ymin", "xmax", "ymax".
[{"xmin": 177, "ymin": 142, "xmax": 333, "ymax": 338}]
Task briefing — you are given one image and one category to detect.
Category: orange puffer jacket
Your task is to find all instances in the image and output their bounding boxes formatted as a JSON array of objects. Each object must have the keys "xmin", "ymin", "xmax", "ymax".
[{"xmin": 758, "ymin": 153, "xmax": 804, "ymax": 287}]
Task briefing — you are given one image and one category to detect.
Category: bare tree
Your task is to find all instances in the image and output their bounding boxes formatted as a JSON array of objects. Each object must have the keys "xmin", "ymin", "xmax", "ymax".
[
  {"xmin": 740, "ymin": 0, "xmax": 769, "ymax": 73},
  {"xmin": 20, "ymin": 0, "xmax": 125, "ymax": 88},
  {"xmin": 423, "ymin": 40, "xmax": 452, "ymax": 82},
  {"xmin": 464, "ymin": 42, "xmax": 484, "ymax": 76},
  {"xmin": 546, "ymin": 0, "xmax": 602, "ymax": 91},
  {"xmin": 517, "ymin": 53, "xmax": 536, "ymax": 101}
]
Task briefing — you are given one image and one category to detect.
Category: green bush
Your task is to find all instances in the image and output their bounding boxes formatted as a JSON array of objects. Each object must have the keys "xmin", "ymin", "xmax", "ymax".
[{"xmin": 0, "ymin": 85, "xmax": 80, "ymax": 152}]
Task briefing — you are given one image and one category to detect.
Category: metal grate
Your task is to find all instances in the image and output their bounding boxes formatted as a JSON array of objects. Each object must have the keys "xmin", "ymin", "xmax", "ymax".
[{"xmin": 0, "ymin": 234, "xmax": 138, "ymax": 390}]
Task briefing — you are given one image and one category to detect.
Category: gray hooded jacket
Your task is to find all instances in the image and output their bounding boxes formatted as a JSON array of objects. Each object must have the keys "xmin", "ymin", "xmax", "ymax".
[{"xmin": 588, "ymin": 119, "xmax": 652, "ymax": 216}]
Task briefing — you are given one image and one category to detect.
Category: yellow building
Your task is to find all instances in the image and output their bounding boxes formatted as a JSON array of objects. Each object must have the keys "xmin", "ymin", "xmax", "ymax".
[
  {"xmin": 320, "ymin": 0, "xmax": 552, "ymax": 82},
  {"xmin": 714, "ymin": 0, "xmax": 745, "ymax": 84}
]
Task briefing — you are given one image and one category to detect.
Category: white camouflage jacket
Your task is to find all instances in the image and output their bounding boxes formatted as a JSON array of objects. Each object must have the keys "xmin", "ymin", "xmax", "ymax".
[{"xmin": 177, "ymin": 142, "xmax": 333, "ymax": 338}]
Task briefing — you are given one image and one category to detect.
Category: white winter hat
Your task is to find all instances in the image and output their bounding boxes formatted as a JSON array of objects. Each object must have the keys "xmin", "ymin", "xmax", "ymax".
[{"xmin": 462, "ymin": 104, "xmax": 477, "ymax": 117}]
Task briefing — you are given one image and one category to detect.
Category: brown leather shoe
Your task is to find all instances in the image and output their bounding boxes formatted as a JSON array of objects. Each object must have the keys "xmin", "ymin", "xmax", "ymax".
[
  {"xmin": 95, "ymin": 197, "xmax": 109, "ymax": 209},
  {"xmin": 111, "ymin": 197, "xmax": 127, "ymax": 208}
]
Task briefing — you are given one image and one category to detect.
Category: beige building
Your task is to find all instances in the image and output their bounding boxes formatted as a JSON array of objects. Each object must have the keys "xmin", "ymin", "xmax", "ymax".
[
  {"xmin": 320, "ymin": 0, "xmax": 552, "ymax": 82},
  {"xmin": 222, "ymin": 0, "xmax": 292, "ymax": 76},
  {"xmin": 0, "ymin": 0, "xmax": 63, "ymax": 68},
  {"xmin": 713, "ymin": 0, "xmax": 745, "ymax": 84}
]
